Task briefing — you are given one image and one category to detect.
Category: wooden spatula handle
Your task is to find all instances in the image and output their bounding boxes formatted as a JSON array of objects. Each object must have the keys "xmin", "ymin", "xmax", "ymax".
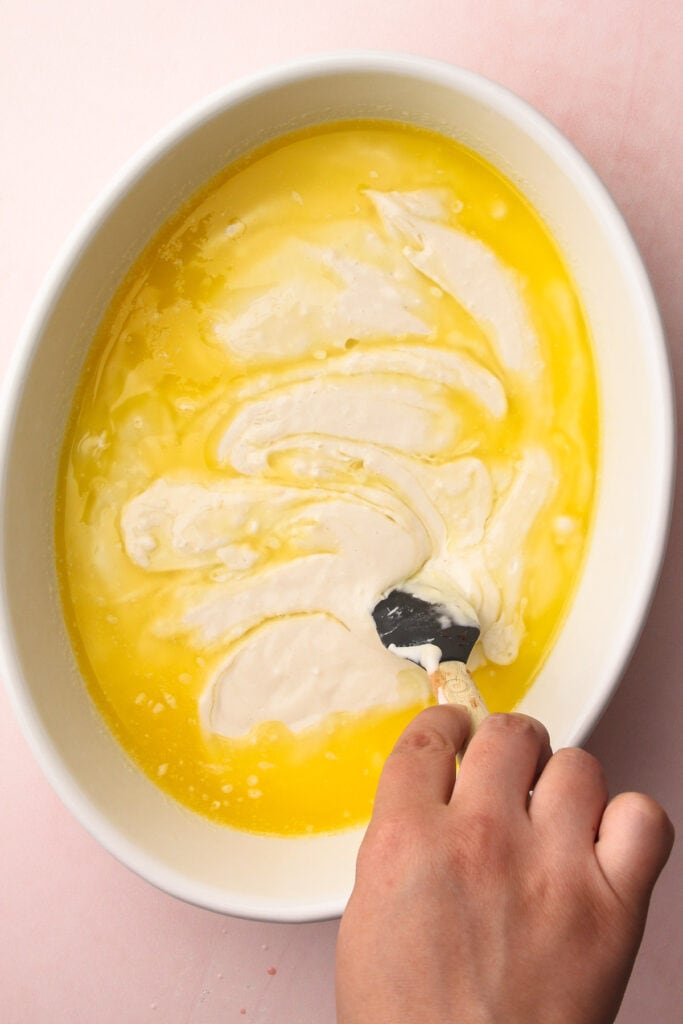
[{"xmin": 430, "ymin": 661, "xmax": 489, "ymax": 735}]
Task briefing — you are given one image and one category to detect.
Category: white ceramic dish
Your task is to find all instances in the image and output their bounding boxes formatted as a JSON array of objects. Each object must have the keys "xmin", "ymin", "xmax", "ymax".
[{"xmin": 0, "ymin": 52, "xmax": 674, "ymax": 922}]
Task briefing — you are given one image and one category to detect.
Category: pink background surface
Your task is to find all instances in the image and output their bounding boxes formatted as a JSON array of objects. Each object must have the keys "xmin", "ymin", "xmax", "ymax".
[{"xmin": 1, "ymin": 2, "xmax": 681, "ymax": 1021}]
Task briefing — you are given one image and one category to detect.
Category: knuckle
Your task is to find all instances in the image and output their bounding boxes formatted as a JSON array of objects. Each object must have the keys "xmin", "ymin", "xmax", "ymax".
[
  {"xmin": 617, "ymin": 791, "xmax": 674, "ymax": 838},
  {"xmin": 554, "ymin": 746, "xmax": 606, "ymax": 785},
  {"xmin": 393, "ymin": 724, "xmax": 453, "ymax": 758},
  {"xmin": 483, "ymin": 712, "xmax": 547, "ymax": 745}
]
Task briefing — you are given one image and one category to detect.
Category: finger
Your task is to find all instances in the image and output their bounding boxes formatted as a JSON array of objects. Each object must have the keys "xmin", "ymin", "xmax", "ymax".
[
  {"xmin": 454, "ymin": 713, "xmax": 552, "ymax": 812},
  {"xmin": 529, "ymin": 747, "xmax": 609, "ymax": 845},
  {"xmin": 595, "ymin": 792, "xmax": 674, "ymax": 909},
  {"xmin": 372, "ymin": 704, "xmax": 472, "ymax": 817}
]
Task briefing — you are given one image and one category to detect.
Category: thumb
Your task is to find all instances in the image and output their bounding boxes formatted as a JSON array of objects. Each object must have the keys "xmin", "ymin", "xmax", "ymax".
[{"xmin": 595, "ymin": 792, "xmax": 674, "ymax": 910}]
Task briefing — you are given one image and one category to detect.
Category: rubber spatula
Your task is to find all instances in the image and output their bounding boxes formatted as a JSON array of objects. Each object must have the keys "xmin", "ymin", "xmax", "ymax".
[{"xmin": 372, "ymin": 586, "xmax": 489, "ymax": 730}]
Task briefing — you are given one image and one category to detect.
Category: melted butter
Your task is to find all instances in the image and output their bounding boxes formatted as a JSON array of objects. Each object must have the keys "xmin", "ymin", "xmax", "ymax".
[{"xmin": 57, "ymin": 122, "xmax": 598, "ymax": 836}]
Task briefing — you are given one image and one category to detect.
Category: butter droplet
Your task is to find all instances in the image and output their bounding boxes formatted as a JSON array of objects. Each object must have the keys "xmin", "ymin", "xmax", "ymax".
[{"xmin": 226, "ymin": 218, "xmax": 246, "ymax": 239}]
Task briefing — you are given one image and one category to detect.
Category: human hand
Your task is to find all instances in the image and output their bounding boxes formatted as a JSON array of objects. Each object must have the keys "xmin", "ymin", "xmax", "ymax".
[{"xmin": 336, "ymin": 707, "xmax": 674, "ymax": 1024}]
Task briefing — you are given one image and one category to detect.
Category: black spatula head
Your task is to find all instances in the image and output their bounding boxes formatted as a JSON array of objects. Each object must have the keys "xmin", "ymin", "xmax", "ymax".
[{"xmin": 372, "ymin": 587, "xmax": 480, "ymax": 664}]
